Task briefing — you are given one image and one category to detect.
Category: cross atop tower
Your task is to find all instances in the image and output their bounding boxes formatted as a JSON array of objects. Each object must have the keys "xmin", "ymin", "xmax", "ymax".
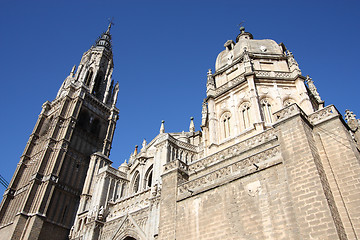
[{"xmin": 106, "ymin": 17, "xmax": 115, "ymax": 33}]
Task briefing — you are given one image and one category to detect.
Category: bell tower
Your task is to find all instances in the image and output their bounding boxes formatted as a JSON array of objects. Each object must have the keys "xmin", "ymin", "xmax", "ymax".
[{"xmin": 0, "ymin": 23, "xmax": 119, "ymax": 240}]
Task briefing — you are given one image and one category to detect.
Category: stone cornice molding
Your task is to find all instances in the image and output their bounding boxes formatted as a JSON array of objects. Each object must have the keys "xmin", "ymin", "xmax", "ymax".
[{"xmin": 178, "ymin": 145, "xmax": 281, "ymax": 200}]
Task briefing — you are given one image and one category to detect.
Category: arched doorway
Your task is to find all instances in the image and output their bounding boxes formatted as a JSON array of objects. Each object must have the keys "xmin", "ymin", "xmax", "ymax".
[{"xmin": 123, "ymin": 237, "xmax": 137, "ymax": 240}]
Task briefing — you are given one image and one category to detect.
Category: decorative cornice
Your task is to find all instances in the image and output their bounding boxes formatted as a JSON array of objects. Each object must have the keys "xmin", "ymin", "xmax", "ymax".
[
  {"xmin": 189, "ymin": 128, "xmax": 277, "ymax": 174},
  {"xmin": 273, "ymin": 103, "xmax": 307, "ymax": 124},
  {"xmin": 308, "ymin": 105, "xmax": 339, "ymax": 125},
  {"xmin": 178, "ymin": 145, "xmax": 281, "ymax": 200}
]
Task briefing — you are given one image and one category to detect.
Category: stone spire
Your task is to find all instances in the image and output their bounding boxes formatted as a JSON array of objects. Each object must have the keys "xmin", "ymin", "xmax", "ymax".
[
  {"xmin": 305, "ymin": 76, "xmax": 323, "ymax": 103},
  {"xmin": 70, "ymin": 65, "xmax": 76, "ymax": 77},
  {"xmin": 286, "ymin": 50, "xmax": 301, "ymax": 74},
  {"xmin": 189, "ymin": 117, "xmax": 195, "ymax": 133},
  {"xmin": 160, "ymin": 120, "xmax": 165, "ymax": 134},
  {"xmin": 141, "ymin": 139, "xmax": 147, "ymax": 152},
  {"xmin": 201, "ymin": 100, "xmax": 208, "ymax": 127},
  {"xmin": 345, "ymin": 109, "xmax": 360, "ymax": 131},
  {"xmin": 95, "ymin": 22, "xmax": 113, "ymax": 50}
]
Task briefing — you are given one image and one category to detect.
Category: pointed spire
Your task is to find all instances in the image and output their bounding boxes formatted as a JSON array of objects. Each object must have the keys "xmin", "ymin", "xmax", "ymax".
[
  {"xmin": 134, "ymin": 145, "xmax": 138, "ymax": 155},
  {"xmin": 306, "ymin": 75, "xmax": 323, "ymax": 103},
  {"xmin": 70, "ymin": 65, "xmax": 76, "ymax": 77},
  {"xmin": 106, "ymin": 20, "xmax": 113, "ymax": 34},
  {"xmin": 141, "ymin": 139, "xmax": 147, "ymax": 152},
  {"xmin": 95, "ymin": 22, "xmax": 113, "ymax": 50},
  {"xmin": 112, "ymin": 82, "xmax": 119, "ymax": 106},
  {"xmin": 345, "ymin": 109, "xmax": 360, "ymax": 132},
  {"xmin": 160, "ymin": 120, "xmax": 165, "ymax": 134},
  {"xmin": 206, "ymin": 69, "xmax": 215, "ymax": 89},
  {"xmin": 201, "ymin": 100, "xmax": 208, "ymax": 126},
  {"xmin": 189, "ymin": 117, "xmax": 195, "ymax": 133}
]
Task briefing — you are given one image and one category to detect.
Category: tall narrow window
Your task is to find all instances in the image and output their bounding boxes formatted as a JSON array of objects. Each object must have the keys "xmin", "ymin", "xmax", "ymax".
[
  {"xmin": 92, "ymin": 71, "xmax": 103, "ymax": 98},
  {"xmin": 84, "ymin": 69, "xmax": 93, "ymax": 86},
  {"xmin": 240, "ymin": 103, "xmax": 251, "ymax": 131},
  {"xmin": 144, "ymin": 165, "xmax": 153, "ymax": 188},
  {"xmin": 132, "ymin": 172, "xmax": 140, "ymax": 193},
  {"xmin": 261, "ymin": 99, "xmax": 273, "ymax": 123},
  {"xmin": 221, "ymin": 112, "xmax": 231, "ymax": 139}
]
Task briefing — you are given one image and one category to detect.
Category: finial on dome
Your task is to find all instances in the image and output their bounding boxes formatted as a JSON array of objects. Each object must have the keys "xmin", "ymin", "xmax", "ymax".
[
  {"xmin": 240, "ymin": 26, "xmax": 245, "ymax": 33},
  {"xmin": 236, "ymin": 22, "xmax": 253, "ymax": 42}
]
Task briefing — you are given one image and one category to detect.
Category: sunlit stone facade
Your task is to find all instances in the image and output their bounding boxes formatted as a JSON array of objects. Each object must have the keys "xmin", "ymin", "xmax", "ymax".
[{"xmin": 2, "ymin": 25, "xmax": 360, "ymax": 240}]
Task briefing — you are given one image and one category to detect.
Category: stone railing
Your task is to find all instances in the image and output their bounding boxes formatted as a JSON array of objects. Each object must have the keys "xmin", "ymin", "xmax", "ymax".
[
  {"xmin": 155, "ymin": 133, "xmax": 198, "ymax": 153},
  {"xmin": 215, "ymin": 75, "xmax": 246, "ymax": 96},
  {"xmin": 308, "ymin": 105, "xmax": 339, "ymax": 125},
  {"xmin": 106, "ymin": 165, "xmax": 127, "ymax": 179},
  {"xmin": 178, "ymin": 145, "xmax": 281, "ymax": 199},
  {"xmin": 168, "ymin": 134, "xmax": 198, "ymax": 152},
  {"xmin": 163, "ymin": 159, "xmax": 188, "ymax": 174},
  {"xmin": 188, "ymin": 128, "xmax": 277, "ymax": 174},
  {"xmin": 109, "ymin": 189, "xmax": 151, "ymax": 219},
  {"xmin": 254, "ymin": 70, "xmax": 292, "ymax": 79},
  {"xmin": 273, "ymin": 103, "xmax": 306, "ymax": 123}
]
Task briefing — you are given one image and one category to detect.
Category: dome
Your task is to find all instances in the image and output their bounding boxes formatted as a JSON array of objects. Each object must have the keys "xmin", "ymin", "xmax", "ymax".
[
  {"xmin": 215, "ymin": 34, "xmax": 283, "ymax": 72},
  {"xmin": 118, "ymin": 161, "xmax": 129, "ymax": 172}
]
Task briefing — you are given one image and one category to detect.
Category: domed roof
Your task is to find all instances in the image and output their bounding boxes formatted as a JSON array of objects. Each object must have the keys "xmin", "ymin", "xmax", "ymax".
[{"xmin": 215, "ymin": 30, "xmax": 283, "ymax": 71}]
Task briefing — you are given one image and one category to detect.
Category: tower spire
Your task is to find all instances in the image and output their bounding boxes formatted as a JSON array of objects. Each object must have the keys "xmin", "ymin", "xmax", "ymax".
[{"xmin": 95, "ymin": 22, "xmax": 113, "ymax": 50}]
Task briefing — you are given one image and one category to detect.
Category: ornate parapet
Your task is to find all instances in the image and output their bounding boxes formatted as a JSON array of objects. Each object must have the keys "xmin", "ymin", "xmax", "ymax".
[
  {"xmin": 254, "ymin": 70, "xmax": 292, "ymax": 79},
  {"xmin": 214, "ymin": 75, "xmax": 246, "ymax": 97},
  {"xmin": 98, "ymin": 165, "xmax": 127, "ymax": 179},
  {"xmin": 178, "ymin": 145, "xmax": 281, "ymax": 200},
  {"xmin": 308, "ymin": 105, "xmax": 339, "ymax": 125},
  {"xmin": 107, "ymin": 189, "xmax": 151, "ymax": 221},
  {"xmin": 163, "ymin": 159, "xmax": 188, "ymax": 175},
  {"xmin": 189, "ymin": 128, "xmax": 277, "ymax": 174},
  {"xmin": 273, "ymin": 103, "xmax": 308, "ymax": 124}
]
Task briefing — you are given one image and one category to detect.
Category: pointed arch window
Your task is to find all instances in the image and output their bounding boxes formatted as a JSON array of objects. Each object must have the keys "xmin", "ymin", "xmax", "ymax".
[
  {"xmin": 221, "ymin": 112, "xmax": 231, "ymax": 139},
  {"xmin": 92, "ymin": 71, "xmax": 103, "ymax": 98},
  {"xmin": 144, "ymin": 165, "xmax": 153, "ymax": 189},
  {"xmin": 261, "ymin": 99, "xmax": 273, "ymax": 123},
  {"xmin": 239, "ymin": 102, "xmax": 252, "ymax": 131},
  {"xmin": 132, "ymin": 171, "xmax": 140, "ymax": 193},
  {"xmin": 84, "ymin": 69, "xmax": 93, "ymax": 86}
]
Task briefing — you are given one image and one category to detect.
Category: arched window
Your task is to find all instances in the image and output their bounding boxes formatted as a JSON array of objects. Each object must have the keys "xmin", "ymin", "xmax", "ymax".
[
  {"xmin": 77, "ymin": 219, "xmax": 83, "ymax": 231},
  {"xmin": 92, "ymin": 71, "xmax": 103, "ymax": 98},
  {"xmin": 120, "ymin": 182, "xmax": 126, "ymax": 198},
  {"xmin": 132, "ymin": 171, "xmax": 140, "ymax": 193},
  {"xmin": 221, "ymin": 112, "xmax": 231, "ymax": 139},
  {"xmin": 77, "ymin": 111, "xmax": 90, "ymax": 130},
  {"xmin": 90, "ymin": 118, "xmax": 101, "ymax": 137},
  {"xmin": 239, "ymin": 102, "xmax": 252, "ymax": 131},
  {"xmin": 123, "ymin": 237, "xmax": 137, "ymax": 240},
  {"xmin": 84, "ymin": 69, "xmax": 93, "ymax": 86},
  {"xmin": 261, "ymin": 99, "xmax": 273, "ymax": 123},
  {"xmin": 144, "ymin": 166, "xmax": 153, "ymax": 189}
]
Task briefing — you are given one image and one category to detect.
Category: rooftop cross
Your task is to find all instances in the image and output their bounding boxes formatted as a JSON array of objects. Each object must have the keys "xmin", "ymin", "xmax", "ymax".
[
  {"xmin": 238, "ymin": 21, "xmax": 245, "ymax": 32},
  {"xmin": 106, "ymin": 17, "xmax": 115, "ymax": 33}
]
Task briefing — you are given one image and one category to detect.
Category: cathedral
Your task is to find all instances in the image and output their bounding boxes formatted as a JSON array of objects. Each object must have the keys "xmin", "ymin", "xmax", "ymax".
[{"xmin": 1, "ymin": 23, "xmax": 360, "ymax": 240}]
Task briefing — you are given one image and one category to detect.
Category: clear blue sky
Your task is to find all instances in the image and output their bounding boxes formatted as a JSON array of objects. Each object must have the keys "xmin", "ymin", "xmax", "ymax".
[{"xmin": 0, "ymin": 0, "xmax": 359, "ymax": 192}]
